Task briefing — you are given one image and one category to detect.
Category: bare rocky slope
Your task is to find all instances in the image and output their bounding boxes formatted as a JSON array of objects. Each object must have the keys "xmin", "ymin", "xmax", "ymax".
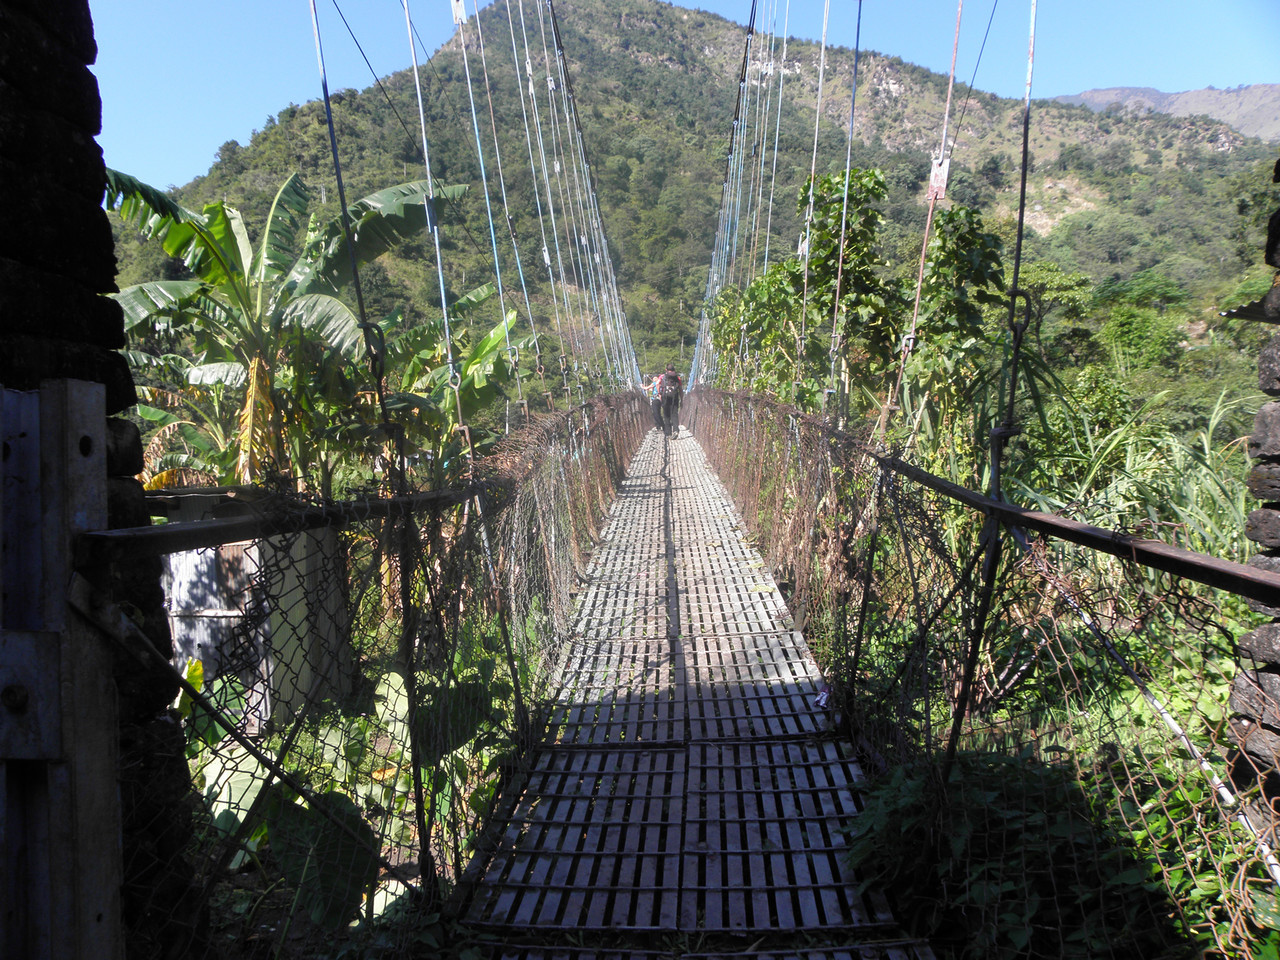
[{"xmin": 1056, "ymin": 84, "xmax": 1280, "ymax": 142}]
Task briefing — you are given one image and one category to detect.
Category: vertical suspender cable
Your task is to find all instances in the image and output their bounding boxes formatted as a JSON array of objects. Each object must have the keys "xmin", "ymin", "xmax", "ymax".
[
  {"xmin": 546, "ymin": 0, "xmax": 639, "ymax": 385},
  {"xmin": 456, "ymin": 3, "xmax": 523, "ymax": 402},
  {"xmin": 307, "ymin": 0, "xmax": 389, "ymax": 428},
  {"xmin": 874, "ymin": 0, "xmax": 964, "ymax": 445},
  {"xmin": 689, "ymin": 1, "xmax": 759, "ymax": 387},
  {"xmin": 761, "ymin": 0, "xmax": 790, "ymax": 273},
  {"xmin": 504, "ymin": 0, "xmax": 566, "ymax": 393},
  {"xmin": 942, "ymin": 0, "xmax": 1035, "ymax": 785},
  {"xmin": 824, "ymin": 0, "xmax": 863, "ymax": 415},
  {"xmin": 473, "ymin": 0, "xmax": 548, "ymax": 412},
  {"xmin": 517, "ymin": 0, "xmax": 579, "ymax": 396},
  {"xmin": 402, "ymin": 0, "xmax": 469, "ymax": 451},
  {"xmin": 746, "ymin": 0, "xmax": 779, "ymax": 280},
  {"xmin": 989, "ymin": 0, "xmax": 1035, "ymax": 501},
  {"xmin": 795, "ymin": 0, "xmax": 831, "ymax": 391}
]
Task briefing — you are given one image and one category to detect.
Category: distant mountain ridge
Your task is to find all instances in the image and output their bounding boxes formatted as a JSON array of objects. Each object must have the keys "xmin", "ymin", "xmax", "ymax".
[
  {"xmin": 110, "ymin": 0, "xmax": 1276, "ymax": 373},
  {"xmin": 1055, "ymin": 84, "xmax": 1280, "ymax": 142}
]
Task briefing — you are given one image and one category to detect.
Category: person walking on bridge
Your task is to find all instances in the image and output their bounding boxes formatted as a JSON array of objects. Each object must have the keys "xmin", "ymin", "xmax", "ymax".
[
  {"xmin": 659, "ymin": 362, "xmax": 683, "ymax": 438},
  {"xmin": 646, "ymin": 374, "xmax": 663, "ymax": 430}
]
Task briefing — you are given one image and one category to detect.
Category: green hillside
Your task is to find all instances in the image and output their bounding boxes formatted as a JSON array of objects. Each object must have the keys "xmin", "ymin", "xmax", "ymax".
[{"xmin": 110, "ymin": 0, "xmax": 1279, "ymax": 427}]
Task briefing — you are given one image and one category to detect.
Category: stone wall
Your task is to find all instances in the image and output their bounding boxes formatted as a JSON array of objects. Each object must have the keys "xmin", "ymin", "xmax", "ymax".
[
  {"xmin": 0, "ymin": 1, "xmax": 200, "ymax": 955},
  {"xmin": 1232, "ymin": 156, "xmax": 1280, "ymax": 816}
]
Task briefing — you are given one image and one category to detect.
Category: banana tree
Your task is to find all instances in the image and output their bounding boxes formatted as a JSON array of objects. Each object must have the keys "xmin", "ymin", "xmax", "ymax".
[{"xmin": 107, "ymin": 169, "xmax": 467, "ymax": 489}]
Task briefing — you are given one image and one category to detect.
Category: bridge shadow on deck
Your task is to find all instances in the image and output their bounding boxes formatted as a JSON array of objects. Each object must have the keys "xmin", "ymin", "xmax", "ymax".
[{"xmin": 458, "ymin": 429, "xmax": 933, "ymax": 958}]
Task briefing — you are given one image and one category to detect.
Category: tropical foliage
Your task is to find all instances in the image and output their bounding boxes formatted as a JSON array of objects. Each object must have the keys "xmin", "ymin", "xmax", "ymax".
[
  {"xmin": 108, "ymin": 169, "xmax": 515, "ymax": 492},
  {"xmin": 708, "ymin": 170, "xmax": 1005, "ymax": 420}
]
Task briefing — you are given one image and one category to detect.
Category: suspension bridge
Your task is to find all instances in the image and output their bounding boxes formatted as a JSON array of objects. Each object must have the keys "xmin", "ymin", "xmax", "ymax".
[{"xmin": 457, "ymin": 427, "xmax": 926, "ymax": 952}]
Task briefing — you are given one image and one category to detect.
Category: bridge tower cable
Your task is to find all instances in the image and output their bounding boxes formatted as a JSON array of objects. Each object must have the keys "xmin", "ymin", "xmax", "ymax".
[
  {"xmin": 545, "ymin": 0, "xmax": 640, "ymax": 387},
  {"xmin": 688, "ymin": 0, "xmax": 759, "ymax": 388},
  {"xmin": 943, "ymin": 0, "xmax": 1032, "ymax": 782},
  {"xmin": 471, "ymin": 0, "xmax": 554, "ymax": 415},
  {"xmin": 540, "ymin": 0, "xmax": 630, "ymax": 389},
  {"xmin": 488, "ymin": 0, "xmax": 560, "ymax": 409},
  {"xmin": 874, "ymin": 0, "xmax": 966, "ymax": 445},
  {"xmin": 544, "ymin": 4, "xmax": 615, "ymax": 385},
  {"xmin": 514, "ymin": 0, "xmax": 581, "ymax": 399},
  {"xmin": 745, "ymin": 0, "xmax": 781, "ymax": 282},
  {"xmin": 455, "ymin": 1, "xmax": 525, "ymax": 408},
  {"xmin": 761, "ymin": 0, "xmax": 791, "ymax": 274},
  {"xmin": 725, "ymin": 0, "xmax": 758, "ymax": 294},
  {"xmin": 947, "ymin": 0, "xmax": 1002, "ymax": 168},
  {"xmin": 533, "ymin": 0, "xmax": 593, "ymax": 384},
  {"xmin": 400, "ymin": 0, "xmax": 468, "ymax": 443},
  {"xmin": 823, "ymin": 0, "xmax": 864, "ymax": 418},
  {"xmin": 795, "ymin": 0, "xmax": 832, "ymax": 393}
]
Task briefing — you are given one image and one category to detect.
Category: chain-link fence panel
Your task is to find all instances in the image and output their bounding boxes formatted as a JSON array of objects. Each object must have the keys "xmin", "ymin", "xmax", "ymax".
[{"xmin": 83, "ymin": 394, "xmax": 647, "ymax": 959}]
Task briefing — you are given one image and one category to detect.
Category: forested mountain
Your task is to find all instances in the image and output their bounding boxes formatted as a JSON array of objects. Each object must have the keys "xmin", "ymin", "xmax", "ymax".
[
  {"xmin": 1057, "ymin": 84, "xmax": 1280, "ymax": 143},
  {"xmin": 110, "ymin": 0, "xmax": 1279, "ymax": 431}
]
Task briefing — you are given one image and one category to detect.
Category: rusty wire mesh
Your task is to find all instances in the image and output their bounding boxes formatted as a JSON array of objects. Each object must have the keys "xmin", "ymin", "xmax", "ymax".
[
  {"xmin": 105, "ymin": 394, "xmax": 646, "ymax": 959},
  {"xmin": 684, "ymin": 386, "xmax": 1279, "ymax": 958}
]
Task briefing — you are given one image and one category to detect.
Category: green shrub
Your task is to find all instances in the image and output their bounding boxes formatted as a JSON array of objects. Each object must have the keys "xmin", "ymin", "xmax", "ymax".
[{"xmin": 844, "ymin": 751, "xmax": 1194, "ymax": 959}]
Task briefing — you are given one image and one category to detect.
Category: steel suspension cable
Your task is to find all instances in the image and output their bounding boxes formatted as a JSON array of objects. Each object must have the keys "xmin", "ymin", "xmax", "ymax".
[
  {"xmin": 537, "ymin": 1, "xmax": 599, "ymax": 382},
  {"xmin": 874, "ymin": 0, "xmax": 965, "ymax": 446},
  {"xmin": 329, "ymin": 0, "xmax": 422, "ymax": 165},
  {"xmin": 689, "ymin": 0, "xmax": 759, "ymax": 388},
  {"xmin": 823, "ymin": 0, "xmax": 864, "ymax": 416},
  {"xmin": 761, "ymin": 0, "xmax": 791, "ymax": 274},
  {"xmin": 947, "ymin": 0, "xmax": 1001, "ymax": 164},
  {"xmin": 945, "ymin": 0, "xmax": 1037, "ymax": 781},
  {"xmin": 475, "ymin": 0, "xmax": 555, "ymax": 410},
  {"xmin": 989, "ymin": 0, "xmax": 1037, "ymax": 501},
  {"xmin": 546, "ymin": 0, "xmax": 639, "ymax": 386},
  {"xmin": 308, "ymin": 0, "xmax": 404, "ymax": 484},
  {"xmin": 515, "ymin": 0, "xmax": 579, "ymax": 398},
  {"xmin": 455, "ymin": 3, "xmax": 524, "ymax": 404},
  {"xmin": 725, "ymin": 1, "xmax": 758, "ymax": 292},
  {"xmin": 746, "ymin": 0, "xmax": 779, "ymax": 281},
  {"xmin": 402, "ymin": 0, "xmax": 471, "ymax": 466},
  {"xmin": 795, "ymin": 0, "xmax": 832, "ymax": 392}
]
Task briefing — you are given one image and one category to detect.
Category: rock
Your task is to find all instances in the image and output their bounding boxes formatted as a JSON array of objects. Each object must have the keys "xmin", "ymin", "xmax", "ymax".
[
  {"xmin": 1262, "ymin": 335, "xmax": 1280, "ymax": 395},
  {"xmin": 1249, "ymin": 463, "xmax": 1280, "ymax": 501},
  {"xmin": 1228, "ymin": 716, "xmax": 1280, "ymax": 763},
  {"xmin": 1239, "ymin": 622, "xmax": 1280, "ymax": 662},
  {"xmin": 1267, "ymin": 274, "xmax": 1280, "ymax": 320},
  {"xmin": 0, "ymin": 335, "xmax": 135, "ymax": 413},
  {"xmin": 1246, "ymin": 507, "xmax": 1280, "ymax": 548},
  {"xmin": 1247, "ymin": 553, "xmax": 1280, "ymax": 616},
  {"xmin": 107, "ymin": 476, "xmax": 147, "ymax": 528},
  {"xmin": 1250, "ymin": 401, "xmax": 1280, "ymax": 460},
  {"xmin": 1269, "ymin": 208, "xmax": 1280, "ymax": 269},
  {"xmin": 1231, "ymin": 672, "xmax": 1280, "ymax": 728}
]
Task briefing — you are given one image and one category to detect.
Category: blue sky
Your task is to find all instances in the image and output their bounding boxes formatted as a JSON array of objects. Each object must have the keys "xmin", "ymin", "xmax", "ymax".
[{"xmin": 92, "ymin": 0, "xmax": 1280, "ymax": 191}]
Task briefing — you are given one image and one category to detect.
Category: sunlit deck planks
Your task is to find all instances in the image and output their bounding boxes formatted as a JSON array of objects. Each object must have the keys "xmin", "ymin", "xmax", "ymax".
[{"xmin": 461, "ymin": 427, "xmax": 933, "ymax": 958}]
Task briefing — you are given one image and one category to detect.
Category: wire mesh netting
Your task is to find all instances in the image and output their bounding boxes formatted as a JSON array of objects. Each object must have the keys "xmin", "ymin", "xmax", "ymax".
[
  {"xmin": 685, "ymin": 387, "xmax": 1280, "ymax": 958},
  {"xmin": 104, "ymin": 395, "xmax": 646, "ymax": 959}
]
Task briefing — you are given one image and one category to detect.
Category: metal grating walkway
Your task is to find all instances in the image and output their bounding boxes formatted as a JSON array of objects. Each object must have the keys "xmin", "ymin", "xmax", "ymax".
[{"xmin": 462, "ymin": 428, "xmax": 933, "ymax": 958}]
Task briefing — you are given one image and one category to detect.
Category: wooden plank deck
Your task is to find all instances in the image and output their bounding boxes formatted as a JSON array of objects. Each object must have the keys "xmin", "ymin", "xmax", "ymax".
[{"xmin": 462, "ymin": 427, "xmax": 932, "ymax": 958}]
